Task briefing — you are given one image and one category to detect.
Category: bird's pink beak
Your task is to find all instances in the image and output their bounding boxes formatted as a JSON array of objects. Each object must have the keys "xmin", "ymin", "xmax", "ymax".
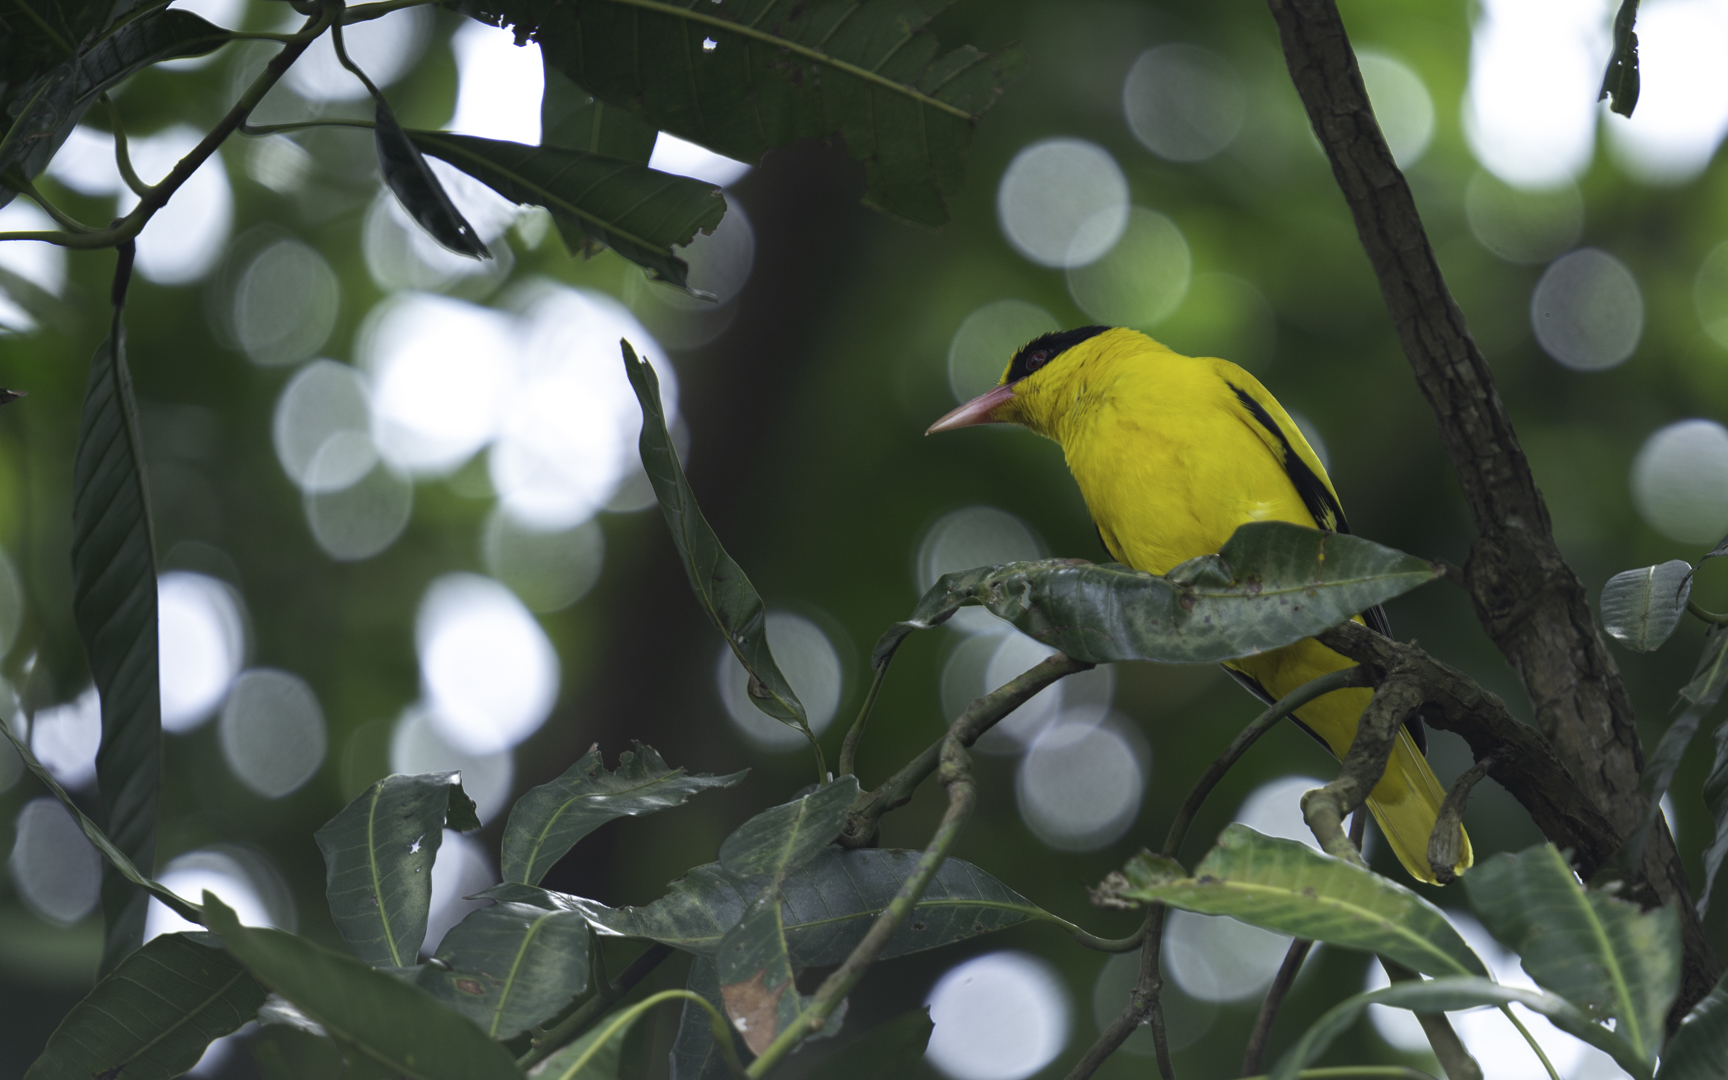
[{"xmin": 926, "ymin": 384, "xmax": 1017, "ymax": 435}]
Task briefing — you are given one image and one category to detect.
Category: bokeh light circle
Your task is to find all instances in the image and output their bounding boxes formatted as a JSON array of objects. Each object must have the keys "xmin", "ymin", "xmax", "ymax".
[
  {"xmin": 1631, "ymin": 420, "xmax": 1728, "ymax": 543},
  {"xmin": 417, "ymin": 573, "xmax": 560, "ymax": 755},
  {"xmin": 274, "ymin": 360, "xmax": 377, "ymax": 494},
  {"xmin": 1066, "ymin": 207, "xmax": 1192, "ymax": 328},
  {"xmin": 1235, "ymin": 775, "xmax": 1328, "ymax": 851},
  {"xmin": 304, "ymin": 461, "xmax": 414, "ymax": 561},
  {"xmin": 918, "ymin": 507, "xmax": 1045, "ymax": 635},
  {"xmin": 285, "ymin": 5, "xmax": 432, "ymax": 101},
  {"xmin": 997, "ymin": 139, "xmax": 1129, "ymax": 268},
  {"xmin": 391, "ymin": 706, "xmax": 515, "ymax": 824},
  {"xmin": 425, "ymin": 829, "xmax": 497, "ymax": 955},
  {"xmin": 925, "ymin": 952, "xmax": 1071, "ymax": 1080},
  {"xmin": 449, "ymin": 20, "xmax": 543, "ymax": 145},
  {"xmin": 1693, "ymin": 239, "xmax": 1728, "ymax": 348},
  {"xmin": 146, "ymin": 849, "xmax": 283, "ymax": 941},
  {"xmin": 1463, "ymin": 0, "xmax": 1604, "ymax": 188},
  {"xmin": 1122, "ymin": 44, "xmax": 1246, "ymax": 163},
  {"xmin": 482, "ymin": 509, "xmax": 606, "ymax": 613},
  {"xmin": 219, "ymin": 669, "xmax": 328, "ymax": 798},
  {"xmin": 159, "ymin": 571, "xmax": 247, "ymax": 733},
  {"xmin": 10, "ymin": 797, "xmax": 102, "ymax": 924},
  {"xmin": 1530, "ymin": 248, "xmax": 1643, "ymax": 370},
  {"xmin": 121, "ymin": 127, "xmax": 231, "ymax": 284},
  {"xmin": 947, "ymin": 300, "xmax": 1060, "ymax": 404},
  {"xmin": 234, "ymin": 239, "xmax": 339, "ymax": 368},
  {"xmin": 1015, "ymin": 720, "xmax": 1144, "ymax": 850},
  {"xmin": 31, "ymin": 688, "xmax": 101, "ymax": 791},
  {"xmin": 1164, "ymin": 908, "xmax": 1293, "ymax": 1002},
  {"xmin": 716, "ymin": 612, "xmax": 844, "ymax": 750},
  {"xmin": 1464, "ymin": 172, "xmax": 1584, "ymax": 265},
  {"xmin": 1603, "ymin": 0, "xmax": 1728, "ymax": 185}
]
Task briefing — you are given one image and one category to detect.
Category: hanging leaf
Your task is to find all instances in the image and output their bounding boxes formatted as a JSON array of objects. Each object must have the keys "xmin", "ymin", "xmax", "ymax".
[
  {"xmin": 540, "ymin": 63, "xmax": 658, "ymax": 162},
  {"xmin": 874, "ymin": 521, "xmax": 1441, "ymax": 668},
  {"xmin": 1271, "ymin": 976, "xmax": 1650, "ymax": 1080},
  {"xmin": 374, "ymin": 102, "xmax": 491, "ymax": 258},
  {"xmin": 484, "ymin": 848, "xmax": 1046, "ymax": 962},
  {"xmin": 620, "ymin": 340, "xmax": 809, "ymax": 735},
  {"xmin": 415, "ymin": 901, "xmax": 590, "ymax": 1039},
  {"xmin": 1, "ymin": 8, "xmax": 233, "ymax": 205},
  {"xmin": 313, "ymin": 772, "xmax": 481, "ymax": 967},
  {"xmin": 1601, "ymin": 560, "xmax": 1692, "ymax": 652},
  {"xmin": 453, "ymin": 0, "xmax": 1023, "ymax": 226},
  {"xmin": 1598, "ymin": 0, "xmax": 1642, "ymax": 118},
  {"xmin": 72, "ymin": 275, "xmax": 159, "ymax": 976},
  {"xmin": 501, "ymin": 743, "xmax": 745, "ymax": 886},
  {"xmin": 1657, "ymin": 969, "xmax": 1728, "ymax": 1079},
  {"xmin": 1092, "ymin": 825, "xmax": 1485, "ymax": 978},
  {"xmin": 410, "ymin": 132, "xmax": 724, "ymax": 290},
  {"xmin": 22, "ymin": 932, "xmax": 263, "ymax": 1080},
  {"xmin": 1463, "ymin": 843, "xmax": 1678, "ymax": 1066},
  {"xmin": 202, "ymin": 896, "xmax": 524, "ymax": 1080}
]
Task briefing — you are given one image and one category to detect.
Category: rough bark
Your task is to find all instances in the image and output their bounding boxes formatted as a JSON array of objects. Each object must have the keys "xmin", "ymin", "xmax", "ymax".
[{"xmin": 1267, "ymin": 0, "xmax": 1719, "ymax": 1013}]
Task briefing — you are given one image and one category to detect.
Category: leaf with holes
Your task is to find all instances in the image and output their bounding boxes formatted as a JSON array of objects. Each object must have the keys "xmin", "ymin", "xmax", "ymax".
[
  {"xmin": 409, "ymin": 131, "xmax": 724, "ymax": 290},
  {"xmin": 1093, "ymin": 825, "xmax": 1485, "ymax": 978},
  {"xmin": 314, "ymin": 772, "xmax": 481, "ymax": 967},
  {"xmin": 874, "ymin": 522, "xmax": 1440, "ymax": 668},
  {"xmin": 502, "ymin": 743, "xmax": 745, "ymax": 886},
  {"xmin": 415, "ymin": 902, "xmax": 590, "ymax": 1039},
  {"xmin": 1463, "ymin": 843, "xmax": 1678, "ymax": 1066},
  {"xmin": 1602, "ymin": 561, "xmax": 1692, "ymax": 652},
  {"xmin": 453, "ymin": 0, "xmax": 1023, "ymax": 226},
  {"xmin": 541, "ymin": 62, "xmax": 658, "ymax": 161},
  {"xmin": 622, "ymin": 341, "xmax": 809, "ymax": 734},
  {"xmin": 22, "ymin": 932, "xmax": 263, "ymax": 1080}
]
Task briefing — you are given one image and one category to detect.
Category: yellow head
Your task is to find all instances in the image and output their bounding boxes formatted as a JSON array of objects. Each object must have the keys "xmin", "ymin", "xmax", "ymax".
[{"xmin": 927, "ymin": 325, "xmax": 1158, "ymax": 442}]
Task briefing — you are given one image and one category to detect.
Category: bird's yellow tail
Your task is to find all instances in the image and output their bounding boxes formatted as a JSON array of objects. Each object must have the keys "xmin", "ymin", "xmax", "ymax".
[{"xmin": 1364, "ymin": 726, "xmax": 1472, "ymax": 885}]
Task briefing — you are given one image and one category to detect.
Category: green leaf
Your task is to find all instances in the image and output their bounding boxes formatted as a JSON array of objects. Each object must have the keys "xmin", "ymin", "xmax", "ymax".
[
  {"xmin": 541, "ymin": 63, "xmax": 657, "ymax": 161},
  {"xmin": 252, "ymin": 1025, "xmax": 353, "ymax": 1080},
  {"xmin": 409, "ymin": 131, "xmax": 724, "ymax": 290},
  {"xmin": 670, "ymin": 957, "xmax": 741, "ymax": 1080},
  {"xmin": 1684, "ymin": 624, "xmax": 1728, "ymax": 707},
  {"xmin": 314, "ymin": 772, "xmax": 482, "ymax": 967},
  {"xmin": 415, "ymin": 902, "xmax": 591, "ymax": 1039},
  {"xmin": 375, "ymin": 103, "xmax": 490, "ymax": 258},
  {"xmin": 1271, "ymin": 976, "xmax": 1650, "ymax": 1080},
  {"xmin": 1601, "ymin": 561, "xmax": 1691, "ymax": 652},
  {"xmin": 1463, "ymin": 843, "xmax": 1678, "ymax": 1065},
  {"xmin": 874, "ymin": 522, "xmax": 1441, "ymax": 668},
  {"xmin": 22, "ymin": 932, "xmax": 264, "ymax": 1080},
  {"xmin": 1702, "ymin": 718, "xmax": 1728, "ymax": 914},
  {"xmin": 1, "ymin": 9, "xmax": 233, "ymax": 204},
  {"xmin": 1658, "ymin": 969, "xmax": 1728, "ymax": 1079},
  {"xmin": 621, "ymin": 340, "xmax": 810, "ymax": 735},
  {"xmin": 532, "ymin": 1004, "xmax": 631, "ymax": 1080},
  {"xmin": 455, "ymin": 0, "xmax": 1023, "ymax": 227},
  {"xmin": 1093, "ymin": 825, "xmax": 1484, "ymax": 978},
  {"xmin": 72, "ymin": 299, "xmax": 159, "ymax": 976},
  {"xmin": 1599, "ymin": 0, "xmax": 1641, "ymax": 118},
  {"xmin": 718, "ymin": 777, "xmax": 858, "ymax": 878},
  {"xmin": 202, "ymin": 895, "xmax": 526, "ymax": 1080},
  {"xmin": 807, "ymin": 1010, "xmax": 933, "ymax": 1080},
  {"xmin": 502, "ymin": 743, "xmax": 745, "ymax": 886},
  {"xmin": 486, "ymin": 848, "xmax": 1044, "ymax": 961}
]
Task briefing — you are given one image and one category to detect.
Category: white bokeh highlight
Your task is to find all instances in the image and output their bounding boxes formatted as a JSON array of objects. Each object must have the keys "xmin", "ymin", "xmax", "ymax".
[
  {"xmin": 1066, "ymin": 207, "xmax": 1192, "ymax": 328},
  {"xmin": 119, "ymin": 127, "xmax": 232, "ymax": 284},
  {"xmin": 1464, "ymin": 0, "xmax": 1610, "ymax": 188},
  {"xmin": 425, "ymin": 829, "xmax": 497, "ymax": 955},
  {"xmin": 31, "ymin": 687, "xmax": 101, "ymax": 791},
  {"xmin": 234, "ymin": 239, "xmax": 339, "ymax": 367},
  {"xmin": 275, "ymin": 360, "xmax": 378, "ymax": 494},
  {"xmin": 392, "ymin": 705, "xmax": 515, "ymax": 824},
  {"xmin": 219, "ymin": 669, "xmax": 327, "ymax": 798},
  {"xmin": 10, "ymin": 798, "xmax": 102, "ymax": 924},
  {"xmin": 159, "ymin": 571, "xmax": 247, "ymax": 733},
  {"xmin": 947, "ymin": 300, "xmax": 1059, "ymax": 404},
  {"xmin": 146, "ymin": 849, "xmax": 279, "ymax": 941},
  {"xmin": 285, "ymin": 6, "xmax": 433, "ymax": 102},
  {"xmin": 1164, "ymin": 907, "xmax": 1294, "ymax": 1002},
  {"xmin": 1604, "ymin": 0, "xmax": 1728, "ymax": 184},
  {"xmin": 417, "ymin": 573, "xmax": 560, "ymax": 755},
  {"xmin": 1530, "ymin": 248, "xmax": 1643, "ymax": 371},
  {"xmin": 918, "ymin": 506, "xmax": 1044, "ymax": 635},
  {"xmin": 449, "ymin": 20, "xmax": 543, "ymax": 145},
  {"xmin": 649, "ymin": 133, "xmax": 753, "ymax": 188},
  {"xmin": 0, "ymin": 202, "xmax": 67, "ymax": 333},
  {"xmin": 1122, "ymin": 44, "xmax": 1246, "ymax": 164},
  {"xmin": 1631, "ymin": 420, "xmax": 1728, "ymax": 543},
  {"xmin": 925, "ymin": 952, "xmax": 1071, "ymax": 1080},
  {"xmin": 1016, "ymin": 719, "xmax": 1145, "ymax": 850},
  {"xmin": 998, "ymin": 139, "xmax": 1129, "ymax": 268},
  {"xmin": 717, "ymin": 612, "xmax": 843, "ymax": 751}
]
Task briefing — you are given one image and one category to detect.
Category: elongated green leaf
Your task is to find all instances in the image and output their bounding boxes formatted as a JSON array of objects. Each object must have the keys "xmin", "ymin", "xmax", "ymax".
[
  {"xmin": 202, "ymin": 895, "xmax": 525, "ymax": 1080},
  {"xmin": 541, "ymin": 63, "xmax": 657, "ymax": 161},
  {"xmin": 1702, "ymin": 718, "xmax": 1728, "ymax": 914},
  {"xmin": 1602, "ymin": 561, "xmax": 1691, "ymax": 652},
  {"xmin": 410, "ymin": 131, "xmax": 723, "ymax": 289},
  {"xmin": 485, "ymin": 848, "xmax": 1044, "ymax": 961},
  {"xmin": 1093, "ymin": 825, "xmax": 1484, "ymax": 978},
  {"xmin": 1659, "ymin": 969, "xmax": 1728, "ymax": 1079},
  {"xmin": 314, "ymin": 772, "xmax": 481, "ymax": 967},
  {"xmin": 532, "ymin": 1003, "xmax": 634, "ymax": 1080},
  {"xmin": 416, "ymin": 902, "xmax": 590, "ymax": 1039},
  {"xmin": 502, "ymin": 743, "xmax": 745, "ymax": 886},
  {"xmin": 1463, "ymin": 843, "xmax": 1678, "ymax": 1065},
  {"xmin": 252, "ymin": 1025, "xmax": 352, "ymax": 1080},
  {"xmin": 809, "ymin": 1010, "xmax": 933, "ymax": 1080},
  {"xmin": 0, "ymin": 720, "xmax": 202, "ymax": 923},
  {"xmin": 376, "ymin": 104, "xmax": 490, "ymax": 258},
  {"xmin": 2, "ymin": 9, "xmax": 232, "ymax": 204},
  {"xmin": 621, "ymin": 341, "xmax": 808, "ymax": 733},
  {"xmin": 670, "ymin": 957, "xmax": 741, "ymax": 1080},
  {"xmin": 458, "ymin": 0, "xmax": 1022, "ymax": 227},
  {"xmin": 1271, "ymin": 976, "xmax": 1649, "ymax": 1080},
  {"xmin": 1684, "ymin": 624, "xmax": 1728, "ymax": 707},
  {"xmin": 23, "ymin": 932, "xmax": 263, "ymax": 1080},
  {"xmin": 72, "ymin": 297, "xmax": 159, "ymax": 976},
  {"xmin": 874, "ymin": 522, "xmax": 1441, "ymax": 668},
  {"xmin": 718, "ymin": 778, "xmax": 858, "ymax": 878}
]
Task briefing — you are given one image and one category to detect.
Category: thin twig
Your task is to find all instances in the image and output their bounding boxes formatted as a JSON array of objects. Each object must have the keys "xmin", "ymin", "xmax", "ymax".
[
  {"xmin": 1380, "ymin": 958, "xmax": 1482, "ymax": 1080},
  {"xmin": 1243, "ymin": 939, "xmax": 1314, "ymax": 1076},
  {"xmin": 100, "ymin": 94, "xmax": 150, "ymax": 197},
  {"xmin": 1688, "ymin": 600, "xmax": 1728, "ymax": 626},
  {"xmin": 10, "ymin": 175, "xmax": 98, "ymax": 232},
  {"xmin": 836, "ymin": 662, "xmax": 889, "ymax": 778},
  {"xmin": 1428, "ymin": 757, "xmax": 1491, "ymax": 885}
]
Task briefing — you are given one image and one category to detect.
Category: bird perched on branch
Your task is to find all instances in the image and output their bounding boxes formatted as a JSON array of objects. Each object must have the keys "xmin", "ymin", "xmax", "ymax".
[{"xmin": 927, "ymin": 325, "xmax": 1470, "ymax": 884}]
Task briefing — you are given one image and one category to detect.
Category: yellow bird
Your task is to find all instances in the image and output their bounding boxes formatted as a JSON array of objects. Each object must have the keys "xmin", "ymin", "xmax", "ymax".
[{"xmin": 928, "ymin": 325, "xmax": 1470, "ymax": 884}]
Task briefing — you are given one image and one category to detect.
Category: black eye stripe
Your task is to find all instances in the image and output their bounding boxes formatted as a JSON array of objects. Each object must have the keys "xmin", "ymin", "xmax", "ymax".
[{"xmin": 1006, "ymin": 326, "xmax": 1110, "ymax": 384}]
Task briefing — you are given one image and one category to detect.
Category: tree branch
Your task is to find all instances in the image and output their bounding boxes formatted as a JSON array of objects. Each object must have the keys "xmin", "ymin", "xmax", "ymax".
[{"xmin": 1266, "ymin": 0, "xmax": 1718, "ymax": 1013}]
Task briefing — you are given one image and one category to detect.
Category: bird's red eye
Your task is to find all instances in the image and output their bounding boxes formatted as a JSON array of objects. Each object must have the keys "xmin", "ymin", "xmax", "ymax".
[{"xmin": 1026, "ymin": 350, "xmax": 1050, "ymax": 371}]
